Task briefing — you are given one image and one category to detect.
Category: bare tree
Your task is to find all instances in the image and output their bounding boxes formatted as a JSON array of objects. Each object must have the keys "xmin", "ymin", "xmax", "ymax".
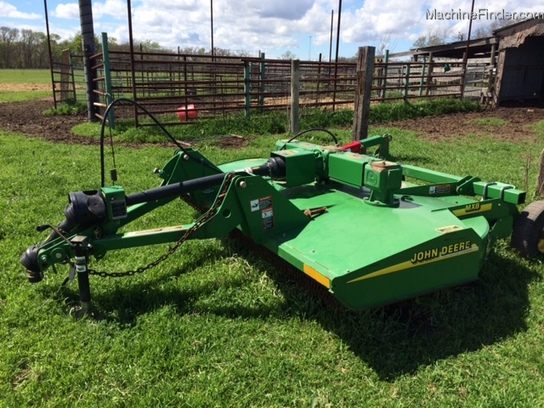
[
  {"xmin": 280, "ymin": 50, "xmax": 297, "ymax": 60},
  {"xmin": 412, "ymin": 26, "xmax": 453, "ymax": 48},
  {"xmin": 372, "ymin": 31, "xmax": 395, "ymax": 56}
]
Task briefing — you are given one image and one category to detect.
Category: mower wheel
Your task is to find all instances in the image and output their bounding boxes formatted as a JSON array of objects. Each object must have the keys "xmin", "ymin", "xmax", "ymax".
[{"xmin": 511, "ymin": 200, "xmax": 544, "ymax": 257}]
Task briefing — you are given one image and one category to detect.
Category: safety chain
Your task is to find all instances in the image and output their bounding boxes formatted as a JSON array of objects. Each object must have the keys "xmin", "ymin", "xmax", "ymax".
[{"xmin": 88, "ymin": 172, "xmax": 237, "ymax": 278}]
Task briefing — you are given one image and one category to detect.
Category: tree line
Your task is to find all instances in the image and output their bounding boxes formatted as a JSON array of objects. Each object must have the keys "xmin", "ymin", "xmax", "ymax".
[
  {"xmin": 0, "ymin": 26, "xmax": 272, "ymax": 70},
  {"xmin": 1, "ymin": 27, "xmax": 51, "ymax": 69},
  {"xmin": 0, "ymin": 27, "xmax": 124, "ymax": 69},
  {"xmin": 1, "ymin": 25, "xmax": 361, "ymax": 70}
]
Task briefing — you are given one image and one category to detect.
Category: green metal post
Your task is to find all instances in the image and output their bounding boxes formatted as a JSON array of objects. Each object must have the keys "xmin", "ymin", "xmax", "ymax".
[
  {"xmin": 316, "ymin": 53, "xmax": 322, "ymax": 105},
  {"xmin": 101, "ymin": 32, "xmax": 115, "ymax": 129},
  {"xmin": 291, "ymin": 59, "xmax": 300, "ymax": 134},
  {"xmin": 403, "ymin": 64, "xmax": 411, "ymax": 102}
]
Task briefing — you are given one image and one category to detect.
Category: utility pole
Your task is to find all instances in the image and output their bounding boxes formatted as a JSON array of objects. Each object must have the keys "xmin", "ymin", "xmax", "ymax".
[
  {"xmin": 210, "ymin": 0, "xmax": 214, "ymax": 56},
  {"xmin": 43, "ymin": 0, "xmax": 57, "ymax": 108},
  {"xmin": 329, "ymin": 10, "xmax": 334, "ymax": 63},
  {"xmin": 332, "ymin": 0, "xmax": 342, "ymax": 111},
  {"xmin": 461, "ymin": 0, "xmax": 476, "ymax": 99}
]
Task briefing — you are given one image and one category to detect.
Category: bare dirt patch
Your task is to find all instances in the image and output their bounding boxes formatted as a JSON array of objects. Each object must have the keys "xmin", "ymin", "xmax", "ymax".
[
  {"xmin": 0, "ymin": 83, "xmax": 51, "ymax": 92},
  {"xmin": 0, "ymin": 99, "xmax": 94, "ymax": 144},
  {"xmin": 0, "ymin": 99, "xmax": 542, "ymax": 147},
  {"xmin": 388, "ymin": 106, "xmax": 544, "ymax": 142}
]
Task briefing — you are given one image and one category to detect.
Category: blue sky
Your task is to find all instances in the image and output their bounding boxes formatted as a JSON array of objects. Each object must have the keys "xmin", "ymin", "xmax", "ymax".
[{"xmin": 1, "ymin": 0, "xmax": 543, "ymax": 59}]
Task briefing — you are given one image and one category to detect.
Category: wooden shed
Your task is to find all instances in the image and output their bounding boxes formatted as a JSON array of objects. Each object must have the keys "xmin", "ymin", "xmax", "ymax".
[
  {"xmin": 389, "ymin": 18, "xmax": 544, "ymax": 106},
  {"xmin": 493, "ymin": 18, "xmax": 544, "ymax": 105}
]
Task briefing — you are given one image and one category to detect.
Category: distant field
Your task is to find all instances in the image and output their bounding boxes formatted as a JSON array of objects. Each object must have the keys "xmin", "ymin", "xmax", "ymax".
[
  {"xmin": 0, "ymin": 69, "xmax": 51, "ymax": 84},
  {"xmin": 0, "ymin": 69, "xmax": 52, "ymax": 102}
]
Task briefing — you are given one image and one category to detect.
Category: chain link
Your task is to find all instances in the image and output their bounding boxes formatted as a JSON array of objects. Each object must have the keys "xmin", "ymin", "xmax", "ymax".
[{"xmin": 88, "ymin": 172, "xmax": 236, "ymax": 278}]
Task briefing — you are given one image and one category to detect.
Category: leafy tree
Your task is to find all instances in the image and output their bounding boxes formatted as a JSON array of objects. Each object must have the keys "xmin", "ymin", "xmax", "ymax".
[{"xmin": 0, "ymin": 27, "xmax": 19, "ymax": 68}]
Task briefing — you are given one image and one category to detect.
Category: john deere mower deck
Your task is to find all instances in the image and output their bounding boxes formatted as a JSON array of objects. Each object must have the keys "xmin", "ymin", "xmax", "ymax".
[{"xmin": 21, "ymin": 133, "xmax": 543, "ymax": 312}]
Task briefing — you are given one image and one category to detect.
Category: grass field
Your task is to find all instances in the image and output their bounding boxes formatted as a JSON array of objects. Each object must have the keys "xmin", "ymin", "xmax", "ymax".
[
  {"xmin": 0, "ymin": 69, "xmax": 52, "ymax": 84},
  {"xmin": 0, "ymin": 69, "xmax": 52, "ymax": 102},
  {"xmin": 1, "ymin": 120, "xmax": 544, "ymax": 406}
]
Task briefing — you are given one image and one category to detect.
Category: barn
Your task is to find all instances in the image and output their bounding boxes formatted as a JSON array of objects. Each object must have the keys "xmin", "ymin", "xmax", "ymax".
[{"xmin": 493, "ymin": 18, "xmax": 544, "ymax": 105}]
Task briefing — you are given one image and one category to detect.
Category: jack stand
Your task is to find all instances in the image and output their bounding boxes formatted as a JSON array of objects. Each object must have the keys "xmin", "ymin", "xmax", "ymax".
[{"xmin": 71, "ymin": 235, "xmax": 93, "ymax": 318}]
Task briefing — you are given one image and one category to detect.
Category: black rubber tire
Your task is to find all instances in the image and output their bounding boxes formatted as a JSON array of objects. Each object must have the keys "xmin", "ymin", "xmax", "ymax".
[{"xmin": 511, "ymin": 200, "xmax": 544, "ymax": 258}]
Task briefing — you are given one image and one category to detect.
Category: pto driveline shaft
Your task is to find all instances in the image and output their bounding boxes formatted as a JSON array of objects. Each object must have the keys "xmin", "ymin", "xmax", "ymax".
[{"xmin": 125, "ymin": 172, "xmax": 227, "ymax": 206}]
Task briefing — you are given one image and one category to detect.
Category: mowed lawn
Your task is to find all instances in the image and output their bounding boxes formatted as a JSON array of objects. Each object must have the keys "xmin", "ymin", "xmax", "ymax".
[{"xmin": 0, "ymin": 78, "xmax": 543, "ymax": 405}]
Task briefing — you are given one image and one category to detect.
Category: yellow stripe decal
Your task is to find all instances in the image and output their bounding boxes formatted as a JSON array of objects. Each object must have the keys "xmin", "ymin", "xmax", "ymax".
[
  {"xmin": 303, "ymin": 264, "xmax": 331, "ymax": 288},
  {"xmin": 452, "ymin": 203, "xmax": 492, "ymax": 217},
  {"xmin": 347, "ymin": 244, "xmax": 479, "ymax": 284}
]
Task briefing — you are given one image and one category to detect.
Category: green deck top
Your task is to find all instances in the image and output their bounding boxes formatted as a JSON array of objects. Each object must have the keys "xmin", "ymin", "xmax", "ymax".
[{"xmin": 265, "ymin": 184, "xmax": 488, "ymax": 281}]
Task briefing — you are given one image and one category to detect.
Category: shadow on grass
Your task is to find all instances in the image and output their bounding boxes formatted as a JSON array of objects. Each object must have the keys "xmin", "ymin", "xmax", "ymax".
[
  {"xmin": 296, "ymin": 250, "xmax": 540, "ymax": 381},
  {"xmin": 40, "ymin": 244, "xmax": 540, "ymax": 381},
  {"xmin": 214, "ymin": 245, "xmax": 541, "ymax": 381}
]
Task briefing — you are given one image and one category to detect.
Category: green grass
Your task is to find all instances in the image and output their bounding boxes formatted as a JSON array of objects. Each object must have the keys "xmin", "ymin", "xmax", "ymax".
[
  {"xmin": 533, "ymin": 119, "xmax": 544, "ymax": 137},
  {"xmin": 0, "ymin": 69, "xmax": 52, "ymax": 102},
  {"xmin": 370, "ymin": 98, "xmax": 480, "ymax": 123},
  {"xmin": 72, "ymin": 98, "xmax": 480, "ymax": 144},
  {"xmin": 1, "ymin": 124, "xmax": 544, "ymax": 406},
  {"xmin": 44, "ymin": 101, "xmax": 87, "ymax": 116},
  {"xmin": 0, "ymin": 69, "xmax": 52, "ymax": 84},
  {"xmin": 470, "ymin": 117, "xmax": 508, "ymax": 127},
  {"xmin": 0, "ymin": 90, "xmax": 51, "ymax": 103}
]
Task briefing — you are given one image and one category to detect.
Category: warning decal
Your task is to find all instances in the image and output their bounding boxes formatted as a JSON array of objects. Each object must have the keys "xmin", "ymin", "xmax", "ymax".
[{"xmin": 257, "ymin": 196, "xmax": 274, "ymax": 231}]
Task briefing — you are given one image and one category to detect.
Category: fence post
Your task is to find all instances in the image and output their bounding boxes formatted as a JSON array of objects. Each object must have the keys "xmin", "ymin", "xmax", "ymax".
[
  {"xmin": 460, "ymin": 52, "xmax": 466, "ymax": 98},
  {"xmin": 68, "ymin": 51, "xmax": 77, "ymax": 102},
  {"xmin": 425, "ymin": 53, "xmax": 433, "ymax": 96},
  {"xmin": 419, "ymin": 57, "xmax": 426, "ymax": 96},
  {"xmin": 352, "ymin": 46, "xmax": 375, "ymax": 141},
  {"xmin": 316, "ymin": 53, "xmax": 322, "ymax": 105},
  {"xmin": 244, "ymin": 61, "xmax": 251, "ymax": 118},
  {"xmin": 537, "ymin": 149, "xmax": 544, "ymax": 196},
  {"xmin": 60, "ymin": 50, "xmax": 71, "ymax": 102},
  {"xmin": 403, "ymin": 64, "xmax": 411, "ymax": 102},
  {"xmin": 382, "ymin": 49, "xmax": 389, "ymax": 102},
  {"xmin": 290, "ymin": 59, "xmax": 300, "ymax": 134},
  {"xmin": 259, "ymin": 52, "xmax": 265, "ymax": 108},
  {"xmin": 183, "ymin": 55, "xmax": 189, "ymax": 108}
]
